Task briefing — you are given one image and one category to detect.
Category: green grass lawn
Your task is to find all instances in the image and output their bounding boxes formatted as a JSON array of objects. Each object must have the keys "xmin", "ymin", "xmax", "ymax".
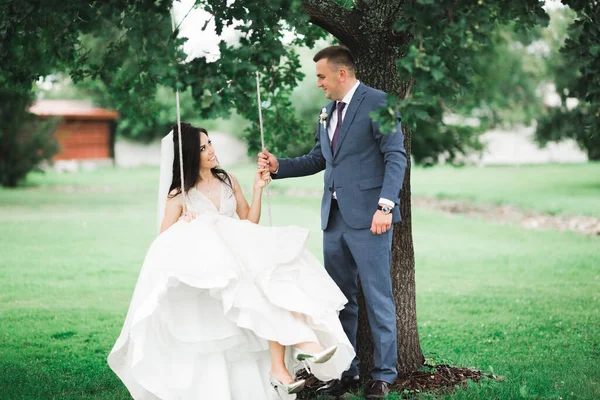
[
  {"xmin": 410, "ymin": 162, "xmax": 600, "ymax": 219},
  {"xmin": 0, "ymin": 164, "xmax": 598, "ymax": 399}
]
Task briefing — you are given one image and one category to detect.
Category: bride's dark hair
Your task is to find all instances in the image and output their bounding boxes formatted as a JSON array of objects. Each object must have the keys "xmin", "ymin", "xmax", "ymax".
[{"xmin": 168, "ymin": 123, "xmax": 232, "ymax": 197}]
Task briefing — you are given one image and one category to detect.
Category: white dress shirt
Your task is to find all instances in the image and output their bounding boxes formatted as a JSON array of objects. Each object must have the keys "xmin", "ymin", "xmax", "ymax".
[
  {"xmin": 329, "ymin": 81, "xmax": 395, "ymax": 209},
  {"xmin": 328, "ymin": 80, "xmax": 361, "ymax": 142}
]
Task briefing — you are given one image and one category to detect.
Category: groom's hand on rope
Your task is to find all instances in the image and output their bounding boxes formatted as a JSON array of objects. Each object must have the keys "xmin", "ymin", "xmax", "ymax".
[{"xmin": 257, "ymin": 148, "xmax": 279, "ymax": 174}]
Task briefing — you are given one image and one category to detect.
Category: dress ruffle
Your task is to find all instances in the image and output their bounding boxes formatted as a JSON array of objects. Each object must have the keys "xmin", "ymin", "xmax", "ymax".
[{"xmin": 108, "ymin": 215, "xmax": 354, "ymax": 400}]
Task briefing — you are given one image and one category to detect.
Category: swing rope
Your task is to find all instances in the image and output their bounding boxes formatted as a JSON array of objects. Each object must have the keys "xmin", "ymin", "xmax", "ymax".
[
  {"xmin": 255, "ymin": 72, "xmax": 272, "ymax": 227},
  {"xmin": 170, "ymin": 7, "xmax": 186, "ymax": 214},
  {"xmin": 170, "ymin": 3, "xmax": 272, "ymax": 224}
]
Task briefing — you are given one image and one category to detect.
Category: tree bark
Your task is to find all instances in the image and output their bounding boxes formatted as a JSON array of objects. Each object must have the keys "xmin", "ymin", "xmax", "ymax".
[
  {"xmin": 309, "ymin": 0, "xmax": 425, "ymax": 378},
  {"xmin": 301, "ymin": 0, "xmax": 356, "ymax": 45},
  {"xmin": 355, "ymin": 53, "xmax": 424, "ymax": 378}
]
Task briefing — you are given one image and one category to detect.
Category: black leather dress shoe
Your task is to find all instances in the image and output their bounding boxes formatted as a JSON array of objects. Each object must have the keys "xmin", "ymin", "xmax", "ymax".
[
  {"xmin": 317, "ymin": 375, "xmax": 360, "ymax": 397},
  {"xmin": 295, "ymin": 368, "xmax": 324, "ymax": 390},
  {"xmin": 363, "ymin": 380, "xmax": 391, "ymax": 399}
]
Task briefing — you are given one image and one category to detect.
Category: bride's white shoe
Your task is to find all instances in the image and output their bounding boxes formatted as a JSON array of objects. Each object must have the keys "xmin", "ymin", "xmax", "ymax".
[
  {"xmin": 293, "ymin": 345, "xmax": 337, "ymax": 375},
  {"xmin": 293, "ymin": 345, "xmax": 337, "ymax": 364},
  {"xmin": 269, "ymin": 375, "xmax": 305, "ymax": 396}
]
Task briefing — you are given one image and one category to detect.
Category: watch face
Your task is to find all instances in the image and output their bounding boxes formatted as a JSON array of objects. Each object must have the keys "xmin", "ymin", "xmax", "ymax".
[{"xmin": 380, "ymin": 205, "xmax": 392, "ymax": 214}]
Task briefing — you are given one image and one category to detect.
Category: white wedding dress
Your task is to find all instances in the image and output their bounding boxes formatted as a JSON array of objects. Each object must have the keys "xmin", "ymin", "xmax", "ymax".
[{"xmin": 107, "ymin": 181, "xmax": 355, "ymax": 400}]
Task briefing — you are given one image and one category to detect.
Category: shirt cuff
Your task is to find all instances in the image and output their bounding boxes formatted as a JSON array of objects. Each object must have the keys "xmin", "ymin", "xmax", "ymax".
[{"xmin": 378, "ymin": 198, "xmax": 395, "ymax": 208}]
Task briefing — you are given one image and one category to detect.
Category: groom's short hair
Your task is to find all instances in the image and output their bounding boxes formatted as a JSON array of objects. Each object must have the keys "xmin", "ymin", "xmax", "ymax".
[{"xmin": 313, "ymin": 46, "xmax": 356, "ymax": 75}]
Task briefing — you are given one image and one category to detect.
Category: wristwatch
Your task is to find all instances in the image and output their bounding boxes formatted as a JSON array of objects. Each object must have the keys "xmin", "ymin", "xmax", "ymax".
[{"xmin": 377, "ymin": 204, "xmax": 393, "ymax": 215}]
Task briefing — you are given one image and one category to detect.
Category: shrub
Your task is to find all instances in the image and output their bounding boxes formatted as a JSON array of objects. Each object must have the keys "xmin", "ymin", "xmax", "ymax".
[{"xmin": 0, "ymin": 90, "xmax": 60, "ymax": 187}]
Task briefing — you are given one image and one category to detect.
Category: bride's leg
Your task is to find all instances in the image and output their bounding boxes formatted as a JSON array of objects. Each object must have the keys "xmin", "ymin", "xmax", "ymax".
[
  {"xmin": 286, "ymin": 311, "xmax": 337, "ymax": 367},
  {"xmin": 288, "ymin": 311, "xmax": 325, "ymax": 354},
  {"xmin": 269, "ymin": 341, "xmax": 294, "ymax": 384},
  {"xmin": 294, "ymin": 341, "xmax": 324, "ymax": 354}
]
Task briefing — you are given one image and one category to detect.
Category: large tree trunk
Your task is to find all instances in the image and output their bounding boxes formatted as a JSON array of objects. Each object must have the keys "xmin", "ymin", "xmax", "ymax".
[
  {"xmin": 353, "ymin": 52, "xmax": 424, "ymax": 378},
  {"xmin": 302, "ymin": 0, "xmax": 424, "ymax": 379}
]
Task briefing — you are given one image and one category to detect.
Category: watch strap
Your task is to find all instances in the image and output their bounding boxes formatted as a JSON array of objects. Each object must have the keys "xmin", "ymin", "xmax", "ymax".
[{"xmin": 377, "ymin": 204, "xmax": 393, "ymax": 214}]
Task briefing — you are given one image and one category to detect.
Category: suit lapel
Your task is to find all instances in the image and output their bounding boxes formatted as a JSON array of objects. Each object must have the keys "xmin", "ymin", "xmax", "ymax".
[
  {"xmin": 322, "ymin": 101, "xmax": 335, "ymax": 160},
  {"xmin": 333, "ymin": 83, "xmax": 367, "ymax": 158}
]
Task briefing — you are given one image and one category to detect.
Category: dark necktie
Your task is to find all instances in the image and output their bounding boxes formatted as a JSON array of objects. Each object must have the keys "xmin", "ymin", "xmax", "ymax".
[{"xmin": 331, "ymin": 101, "xmax": 346, "ymax": 156}]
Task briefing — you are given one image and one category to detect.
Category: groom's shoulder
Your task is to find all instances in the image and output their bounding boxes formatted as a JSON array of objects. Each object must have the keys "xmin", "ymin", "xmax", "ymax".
[
  {"xmin": 361, "ymin": 83, "xmax": 386, "ymax": 98},
  {"xmin": 361, "ymin": 84, "xmax": 388, "ymax": 105}
]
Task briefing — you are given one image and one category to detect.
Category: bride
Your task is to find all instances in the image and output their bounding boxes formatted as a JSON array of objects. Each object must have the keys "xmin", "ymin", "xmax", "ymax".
[{"xmin": 107, "ymin": 123, "xmax": 354, "ymax": 400}]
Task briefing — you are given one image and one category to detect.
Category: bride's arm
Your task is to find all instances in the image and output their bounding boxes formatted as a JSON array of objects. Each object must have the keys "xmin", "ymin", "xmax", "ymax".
[
  {"xmin": 233, "ymin": 170, "xmax": 269, "ymax": 224},
  {"xmin": 159, "ymin": 191, "xmax": 183, "ymax": 233}
]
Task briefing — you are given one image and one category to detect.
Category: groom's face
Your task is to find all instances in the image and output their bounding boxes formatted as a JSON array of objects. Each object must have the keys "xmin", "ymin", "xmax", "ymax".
[{"xmin": 316, "ymin": 58, "xmax": 342, "ymax": 101}]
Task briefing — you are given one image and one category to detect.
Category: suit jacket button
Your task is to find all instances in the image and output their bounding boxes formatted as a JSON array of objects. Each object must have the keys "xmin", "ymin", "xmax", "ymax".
[{"xmin": 329, "ymin": 187, "xmax": 333, "ymax": 192}]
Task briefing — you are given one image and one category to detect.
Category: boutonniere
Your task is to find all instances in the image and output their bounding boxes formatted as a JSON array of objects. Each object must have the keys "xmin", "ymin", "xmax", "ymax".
[{"xmin": 319, "ymin": 107, "xmax": 328, "ymax": 129}]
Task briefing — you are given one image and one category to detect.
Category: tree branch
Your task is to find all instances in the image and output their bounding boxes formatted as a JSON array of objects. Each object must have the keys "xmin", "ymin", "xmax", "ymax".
[
  {"xmin": 365, "ymin": 0, "xmax": 407, "ymax": 48},
  {"xmin": 301, "ymin": 0, "xmax": 355, "ymax": 45}
]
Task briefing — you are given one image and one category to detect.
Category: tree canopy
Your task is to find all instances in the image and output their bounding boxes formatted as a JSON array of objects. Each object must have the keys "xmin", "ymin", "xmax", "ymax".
[
  {"xmin": 535, "ymin": 1, "xmax": 600, "ymax": 160},
  {"xmin": 1, "ymin": 0, "xmax": 555, "ymax": 163}
]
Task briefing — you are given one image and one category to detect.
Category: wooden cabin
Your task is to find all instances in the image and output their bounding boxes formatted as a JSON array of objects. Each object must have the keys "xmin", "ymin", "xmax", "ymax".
[{"xmin": 30, "ymin": 100, "xmax": 119, "ymax": 162}]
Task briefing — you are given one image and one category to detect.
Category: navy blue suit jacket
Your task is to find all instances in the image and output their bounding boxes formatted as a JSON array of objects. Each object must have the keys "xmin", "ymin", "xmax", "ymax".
[{"xmin": 274, "ymin": 83, "xmax": 407, "ymax": 230}]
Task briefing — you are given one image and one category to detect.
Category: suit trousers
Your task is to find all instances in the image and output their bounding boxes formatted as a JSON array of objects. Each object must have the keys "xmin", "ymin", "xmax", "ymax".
[{"xmin": 323, "ymin": 199, "xmax": 398, "ymax": 384}]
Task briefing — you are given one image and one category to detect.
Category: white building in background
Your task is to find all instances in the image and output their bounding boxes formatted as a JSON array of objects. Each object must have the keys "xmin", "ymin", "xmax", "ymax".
[
  {"xmin": 440, "ymin": 80, "xmax": 588, "ymax": 166},
  {"xmin": 479, "ymin": 125, "xmax": 587, "ymax": 165},
  {"xmin": 113, "ymin": 125, "xmax": 586, "ymax": 169}
]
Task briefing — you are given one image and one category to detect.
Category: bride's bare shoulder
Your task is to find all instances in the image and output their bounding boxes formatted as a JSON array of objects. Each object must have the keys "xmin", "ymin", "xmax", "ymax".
[
  {"xmin": 167, "ymin": 189, "xmax": 183, "ymax": 204},
  {"xmin": 227, "ymin": 173, "xmax": 240, "ymax": 190}
]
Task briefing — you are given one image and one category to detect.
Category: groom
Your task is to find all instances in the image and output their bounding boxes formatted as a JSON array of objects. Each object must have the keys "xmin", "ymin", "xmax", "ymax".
[{"xmin": 258, "ymin": 45, "xmax": 407, "ymax": 399}]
